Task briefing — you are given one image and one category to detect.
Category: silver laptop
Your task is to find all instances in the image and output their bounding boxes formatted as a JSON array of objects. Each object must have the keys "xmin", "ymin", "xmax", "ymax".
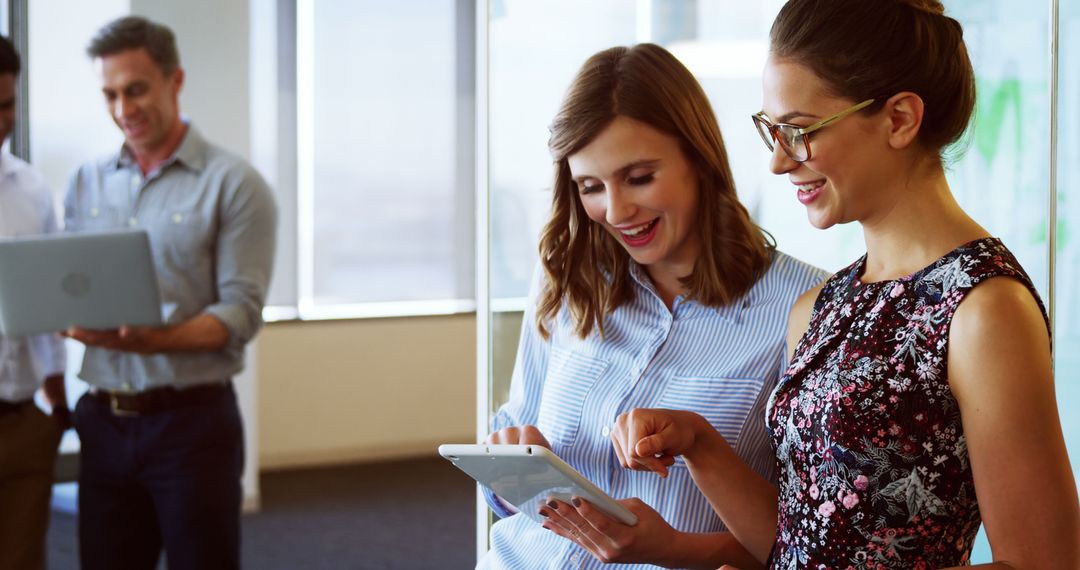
[{"xmin": 0, "ymin": 229, "xmax": 163, "ymax": 336}]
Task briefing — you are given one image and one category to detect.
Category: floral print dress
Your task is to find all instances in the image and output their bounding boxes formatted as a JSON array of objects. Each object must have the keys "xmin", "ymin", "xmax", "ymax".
[{"xmin": 766, "ymin": 238, "xmax": 1048, "ymax": 569}]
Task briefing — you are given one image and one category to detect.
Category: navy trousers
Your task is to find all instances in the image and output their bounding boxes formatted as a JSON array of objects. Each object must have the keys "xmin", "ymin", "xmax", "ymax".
[{"xmin": 73, "ymin": 384, "xmax": 244, "ymax": 570}]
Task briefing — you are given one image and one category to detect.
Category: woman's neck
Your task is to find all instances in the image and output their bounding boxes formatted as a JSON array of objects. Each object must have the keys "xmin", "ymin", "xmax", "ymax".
[
  {"xmin": 644, "ymin": 261, "xmax": 692, "ymax": 311},
  {"xmin": 859, "ymin": 162, "xmax": 988, "ymax": 283}
]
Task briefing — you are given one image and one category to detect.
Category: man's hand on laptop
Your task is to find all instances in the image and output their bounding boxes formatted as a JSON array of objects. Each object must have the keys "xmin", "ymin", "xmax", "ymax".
[{"xmin": 63, "ymin": 325, "xmax": 164, "ymax": 354}]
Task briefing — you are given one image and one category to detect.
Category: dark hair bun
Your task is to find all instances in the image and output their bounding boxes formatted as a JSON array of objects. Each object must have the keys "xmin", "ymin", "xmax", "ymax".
[
  {"xmin": 770, "ymin": 0, "xmax": 974, "ymax": 157},
  {"xmin": 895, "ymin": 0, "xmax": 945, "ymax": 15}
]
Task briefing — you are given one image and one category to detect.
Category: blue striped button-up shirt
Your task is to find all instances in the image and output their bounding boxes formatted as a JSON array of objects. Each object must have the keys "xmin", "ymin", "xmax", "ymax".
[{"xmin": 480, "ymin": 251, "xmax": 827, "ymax": 570}]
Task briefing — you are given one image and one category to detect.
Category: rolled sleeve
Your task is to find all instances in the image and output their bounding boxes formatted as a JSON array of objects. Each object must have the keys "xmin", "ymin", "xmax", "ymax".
[{"xmin": 205, "ymin": 167, "xmax": 278, "ymax": 347}]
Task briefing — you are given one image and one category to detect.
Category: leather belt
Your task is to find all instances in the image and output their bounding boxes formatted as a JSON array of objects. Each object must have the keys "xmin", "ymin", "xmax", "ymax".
[{"xmin": 90, "ymin": 383, "xmax": 231, "ymax": 417}]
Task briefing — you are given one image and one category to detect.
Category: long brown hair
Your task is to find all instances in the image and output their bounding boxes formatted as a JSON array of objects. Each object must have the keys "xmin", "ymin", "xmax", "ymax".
[
  {"xmin": 537, "ymin": 43, "xmax": 774, "ymax": 339},
  {"xmin": 770, "ymin": 0, "xmax": 975, "ymax": 158}
]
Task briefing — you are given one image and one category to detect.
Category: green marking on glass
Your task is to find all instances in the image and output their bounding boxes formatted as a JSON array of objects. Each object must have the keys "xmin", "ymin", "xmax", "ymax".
[
  {"xmin": 974, "ymin": 78, "xmax": 1023, "ymax": 164},
  {"xmin": 1031, "ymin": 219, "xmax": 1048, "ymax": 246}
]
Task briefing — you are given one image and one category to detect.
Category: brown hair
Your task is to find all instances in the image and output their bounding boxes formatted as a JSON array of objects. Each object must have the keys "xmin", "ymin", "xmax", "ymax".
[
  {"xmin": 0, "ymin": 35, "xmax": 20, "ymax": 76},
  {"xmin": 770, "ymin": 0, "xmax": 975, "ymax": 157},
  {"xmin": 537, "ymin": 43, "xmax": 774, "ymax": 339},
  {"xmin": 87, "ymin": 16, "xmax": 180, "ymax": 76}
]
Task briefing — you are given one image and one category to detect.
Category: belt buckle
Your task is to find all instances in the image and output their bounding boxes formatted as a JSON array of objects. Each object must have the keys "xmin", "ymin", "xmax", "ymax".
[{"xmin": 109, "ymin": 393, "xmax": 140, "ymax": 417}]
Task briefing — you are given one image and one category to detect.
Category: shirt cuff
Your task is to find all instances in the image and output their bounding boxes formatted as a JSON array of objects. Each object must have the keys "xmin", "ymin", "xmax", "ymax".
[{"xmin": 203, "ymin": 303, "xmax": 260, "ymax": 347}]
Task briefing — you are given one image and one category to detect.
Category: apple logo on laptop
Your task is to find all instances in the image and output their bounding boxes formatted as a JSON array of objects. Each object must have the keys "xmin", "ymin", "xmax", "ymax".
[{"xmin": 61, "ymin": 272, "xmax": 91, "ymax": 298}]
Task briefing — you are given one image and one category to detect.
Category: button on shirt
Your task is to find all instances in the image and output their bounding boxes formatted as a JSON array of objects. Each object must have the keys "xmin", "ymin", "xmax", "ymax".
[
  {"xmin": 0, "ymin": 153, "xmax": 66, "ymax": 402},
  {"xmin": 64, "ymin": 125, "xmax": 277, "ymax": 392},
  {"xmin": 479, "ymin": 252, "xmax": 828, "ymax": 570}
]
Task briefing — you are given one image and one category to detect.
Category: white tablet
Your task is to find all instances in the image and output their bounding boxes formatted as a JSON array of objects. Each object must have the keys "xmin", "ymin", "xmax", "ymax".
[
  {"xmin": 438, "ymin": 443, "xmax": 638, "ymax": 526},
  {"xmin": 0, "ymin": 229, "xmax": 163, "ymax": 336}
]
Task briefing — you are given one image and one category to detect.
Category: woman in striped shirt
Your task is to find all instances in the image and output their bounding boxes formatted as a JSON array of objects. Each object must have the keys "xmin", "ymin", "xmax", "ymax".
[{"xmin": 478, "ymin": 43, "xmax": 825, "ymax": 569}]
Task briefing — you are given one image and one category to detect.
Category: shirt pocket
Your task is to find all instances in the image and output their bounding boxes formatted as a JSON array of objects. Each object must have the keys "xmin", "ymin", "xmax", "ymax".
[
  {"xmin": 536, "ymin": 346, "xmax": 609, "ymax": 447},
  {"xmin": 155, "ymin": 211, "xmax": 211, "ymax": 270},
  {"xmin": 657, "ymin": 375, "xmax": 765, "ymax": 466}
]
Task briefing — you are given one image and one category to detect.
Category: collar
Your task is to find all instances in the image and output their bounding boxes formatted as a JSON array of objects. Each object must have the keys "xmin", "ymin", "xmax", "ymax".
[
  {"xmin": 0, "ymin": 151, "xmax": 23, "ymax": 179},
  {"xmin": 111, "ymin": 121, "xmax": 209, "ymax": 174},
  {"xmin": 716, "ymin": 282, "xmax": 760, "ymax": 324},
  {"xmin": 627, "ymin": 262, "xmax": 653, "ymax": 291},
  {"xmin": 627, "ymin": 262, "xmax": 729, "ymax": 321},
  {"xmin": 628, "ymin": 256, "xmax": 770, "ymax": 324}
]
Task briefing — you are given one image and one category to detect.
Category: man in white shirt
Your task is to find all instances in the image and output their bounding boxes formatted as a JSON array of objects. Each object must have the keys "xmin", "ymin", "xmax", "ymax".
[{"xmin": 0, "ymin": 34, "xmax": 69, "ymax": 570}]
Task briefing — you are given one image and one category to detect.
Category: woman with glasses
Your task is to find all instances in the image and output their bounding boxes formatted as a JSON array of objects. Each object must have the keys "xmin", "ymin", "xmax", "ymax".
[
  {"xmin": 549, "ymin": 1, "xmax": 1080, "ymax": 568},
  {"xmin": 477, "ymin": 43, "xmax": 827, "ymax": 569}
]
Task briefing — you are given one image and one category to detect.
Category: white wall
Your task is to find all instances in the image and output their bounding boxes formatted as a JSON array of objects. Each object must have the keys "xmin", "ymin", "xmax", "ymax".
[
  {"xmin": 255, "ymin": 314, "xmax": 476, "ymax": 469},
  {"xmin": 132, "ymin": 0, "xmax": 251, "ymax": 157},
  {"xmin": 28, "ymin": 0, "xmax": 127, "ymax": 192}
]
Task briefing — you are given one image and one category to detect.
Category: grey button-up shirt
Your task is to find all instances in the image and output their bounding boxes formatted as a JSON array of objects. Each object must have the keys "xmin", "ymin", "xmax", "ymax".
[{"xmin": 64, "ymin": 125, "xmax": 277, "ymax": 392}]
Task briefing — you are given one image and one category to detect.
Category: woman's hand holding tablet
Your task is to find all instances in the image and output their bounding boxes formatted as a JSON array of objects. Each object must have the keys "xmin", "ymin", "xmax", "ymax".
[{"xmin": 437, "ymin": 443, "xmax": 638, "ymax": 526}]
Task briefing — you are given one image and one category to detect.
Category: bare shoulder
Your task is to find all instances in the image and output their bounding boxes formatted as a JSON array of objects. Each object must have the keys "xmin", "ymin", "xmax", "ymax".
[
  {"xmin": 949, "ymin": 276, "xmax": 1050, "ymax": 397},
  {"xmin": 788, "ymin": 282, "xmax": 826, "ymax": 332},
  {"xmin": 950, "ymin": 276, "xmax": 1048, "ymax": 352}
]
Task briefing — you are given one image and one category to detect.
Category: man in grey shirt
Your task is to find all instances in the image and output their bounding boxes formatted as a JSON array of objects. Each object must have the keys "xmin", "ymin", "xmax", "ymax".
[{"xmin": 63, "ymin": 16, "xmax": 276, "ymax": 570}]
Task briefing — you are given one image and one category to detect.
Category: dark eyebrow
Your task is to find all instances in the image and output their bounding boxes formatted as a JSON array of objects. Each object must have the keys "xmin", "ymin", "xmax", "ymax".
[
  {"xmin": 572, "ymin": 159, "xmax": 660, "ymax": 184},
  {"xmin": 776, "ymin": 110, "xmax": 819, "ymax": 124},
  {"xmin": 102, "ymin": 81, "xmax": 147, "ymax": 96}
]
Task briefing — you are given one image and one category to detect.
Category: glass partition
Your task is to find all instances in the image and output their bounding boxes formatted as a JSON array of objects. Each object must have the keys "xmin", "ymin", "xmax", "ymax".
[
  {"xmin": 1056, "ymin": 0, "xmax": 1079, "ymax": 504},
  {"xmin": 943, "ymin": 1, "xmax": 1053, "ymax": 558}
]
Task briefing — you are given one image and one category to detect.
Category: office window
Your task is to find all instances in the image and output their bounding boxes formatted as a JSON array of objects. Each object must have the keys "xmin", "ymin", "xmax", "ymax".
[
  {"xmin": 293, "ymin": 0, "xmax": 475, "ymax": 315},
  {"xmin": 23, "ymin": 0, "xmax": 479, "ymax": 324}
]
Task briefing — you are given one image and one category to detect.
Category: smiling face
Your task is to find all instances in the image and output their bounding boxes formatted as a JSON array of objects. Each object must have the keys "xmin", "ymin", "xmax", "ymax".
[
  {"xmin": 567, "ymin": 115, "xmax": 701, "ymax": 283},
  {"xmin": 761, "ymin": 56, "xmax": 898, "ymax": 230},
  {"xmin": 97, "ymin": 48, "xmax": 183, "ymax": 158}
]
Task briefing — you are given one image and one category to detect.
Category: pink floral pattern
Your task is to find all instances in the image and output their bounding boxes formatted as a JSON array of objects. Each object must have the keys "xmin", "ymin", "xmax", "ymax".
[{"xmin": 766, "ymin": 238, "xmax": 1047, "ymax": 569}]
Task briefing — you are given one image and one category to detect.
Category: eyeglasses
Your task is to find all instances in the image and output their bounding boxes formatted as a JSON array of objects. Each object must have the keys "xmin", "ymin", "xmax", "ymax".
[{"xmin": 751, "ymin": 99, "xmax": 876, "ymax": 162}]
